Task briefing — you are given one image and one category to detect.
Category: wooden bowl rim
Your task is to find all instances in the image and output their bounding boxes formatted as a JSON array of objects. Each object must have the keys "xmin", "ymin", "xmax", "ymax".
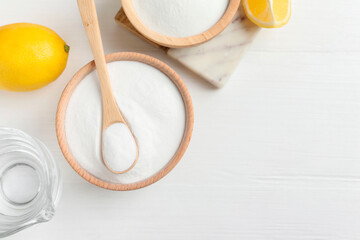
[
  {"xmin": 56, "ymin": 52, "xmax": 194, "ymax": 191},
  {"xmin": 121, "ymin": 0, "xmax": 241, "ymax": 48}
]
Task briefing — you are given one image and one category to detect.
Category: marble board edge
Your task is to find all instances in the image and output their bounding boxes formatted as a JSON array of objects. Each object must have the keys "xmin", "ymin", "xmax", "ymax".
[{"xmin": 115, "ymin": 7, "xmax": 260, "ymax": 88}]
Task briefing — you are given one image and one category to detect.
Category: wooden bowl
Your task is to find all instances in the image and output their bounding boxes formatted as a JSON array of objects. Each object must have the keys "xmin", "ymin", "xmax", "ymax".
[
  {"xmin": 121, "ymin": 0, "xmax": 241, "ymax": 48},
  {"xmin": 56, "ymin": 52, "xmax": 194, "ymax": 191}
]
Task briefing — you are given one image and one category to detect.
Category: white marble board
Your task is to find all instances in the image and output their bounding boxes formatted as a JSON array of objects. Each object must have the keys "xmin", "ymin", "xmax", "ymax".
[{"xmin": 115, "ymin": 6, "xmax": 260, "ymax": 88}]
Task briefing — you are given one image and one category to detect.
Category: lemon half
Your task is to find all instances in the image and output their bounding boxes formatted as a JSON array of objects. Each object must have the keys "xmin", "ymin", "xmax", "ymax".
[{"xmin": 243, "ymin": 0, "xmax": 291, "ymax": 28}]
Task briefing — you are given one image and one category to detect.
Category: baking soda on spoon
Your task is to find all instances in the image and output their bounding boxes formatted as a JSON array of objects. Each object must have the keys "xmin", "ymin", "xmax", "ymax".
[
  {"xmin": 102, "ymin": 123, "xmax": 138, "ymax": 173},
  {"xmin": 132, "ymin": 0, "xmax": 229, "ymax": 37}
]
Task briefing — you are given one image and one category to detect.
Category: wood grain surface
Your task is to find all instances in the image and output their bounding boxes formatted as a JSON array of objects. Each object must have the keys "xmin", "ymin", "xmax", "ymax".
[{"xmin": 1, "ymin": 0, "xmax": 360, "ymax": 239}]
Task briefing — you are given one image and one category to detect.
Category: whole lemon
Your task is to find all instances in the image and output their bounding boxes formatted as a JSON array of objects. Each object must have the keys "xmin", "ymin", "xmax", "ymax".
[{"xmin": 0, "ymin": 23, "xmax": 69, "ymax": 91}]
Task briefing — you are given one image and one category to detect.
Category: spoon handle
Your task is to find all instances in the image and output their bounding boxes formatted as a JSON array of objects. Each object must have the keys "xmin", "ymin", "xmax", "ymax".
[{"xmin": 77, "ymin": 0, "xmax": 124, "ymax": 127}]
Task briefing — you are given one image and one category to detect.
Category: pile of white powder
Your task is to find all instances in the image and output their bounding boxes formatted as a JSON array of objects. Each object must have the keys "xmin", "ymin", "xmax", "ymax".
[
  {"xmin": 102, "ymin": 122, "xmax": 138, "ymax": 173},
  {"xmin": 132, "ymin": 0, "xmax": 229, "ymax": 38},
  {"xmin": 65, "ymin": 61, "xmax": 186, "ymax": 184}
]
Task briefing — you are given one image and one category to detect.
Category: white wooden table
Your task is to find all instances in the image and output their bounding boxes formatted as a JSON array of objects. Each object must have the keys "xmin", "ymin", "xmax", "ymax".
[{"xmin": 2, "ymin": 0, "xmax": 360, "ymax": 239}]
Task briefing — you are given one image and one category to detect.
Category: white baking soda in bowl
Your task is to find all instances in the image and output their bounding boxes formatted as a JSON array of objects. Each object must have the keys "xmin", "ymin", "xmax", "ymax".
[
  {"xmin": 65, "ymin": 61, "xmax": 186, "ymax": 184},
  {"xmin": 132, "ymin": 0, "xmax": 229, "ymax": 38}
]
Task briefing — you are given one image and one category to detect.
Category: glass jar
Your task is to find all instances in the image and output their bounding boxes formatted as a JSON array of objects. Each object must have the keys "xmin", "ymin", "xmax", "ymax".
[{"xmin": 0, "ymin": 127, "xmax": 61, "ymax": 238}]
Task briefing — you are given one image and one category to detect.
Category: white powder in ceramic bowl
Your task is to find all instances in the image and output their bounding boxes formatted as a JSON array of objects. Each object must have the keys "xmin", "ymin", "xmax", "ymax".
[
  {"xmin": 132, "ymin": 0, "xmax": 229, "ymax": 38},
  {"xmin": 65, "ymin": 61, "xmax": 186, "ymax": 184}
]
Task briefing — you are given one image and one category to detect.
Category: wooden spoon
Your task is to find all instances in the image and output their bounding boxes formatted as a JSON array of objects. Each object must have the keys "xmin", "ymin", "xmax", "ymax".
[{"xmin": 77, "ymin": 0, "xmax": 138, "ymax": 174}]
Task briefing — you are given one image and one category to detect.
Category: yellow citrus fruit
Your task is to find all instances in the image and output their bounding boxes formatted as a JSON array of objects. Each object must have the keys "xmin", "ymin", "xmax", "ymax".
[
  {"xmin": 243, "ymin": 0, "xmax": 291, "ymax": 28},
  {"xmin": 0, "ymin": 23, "xmax": 69, "ymax": 91}
]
